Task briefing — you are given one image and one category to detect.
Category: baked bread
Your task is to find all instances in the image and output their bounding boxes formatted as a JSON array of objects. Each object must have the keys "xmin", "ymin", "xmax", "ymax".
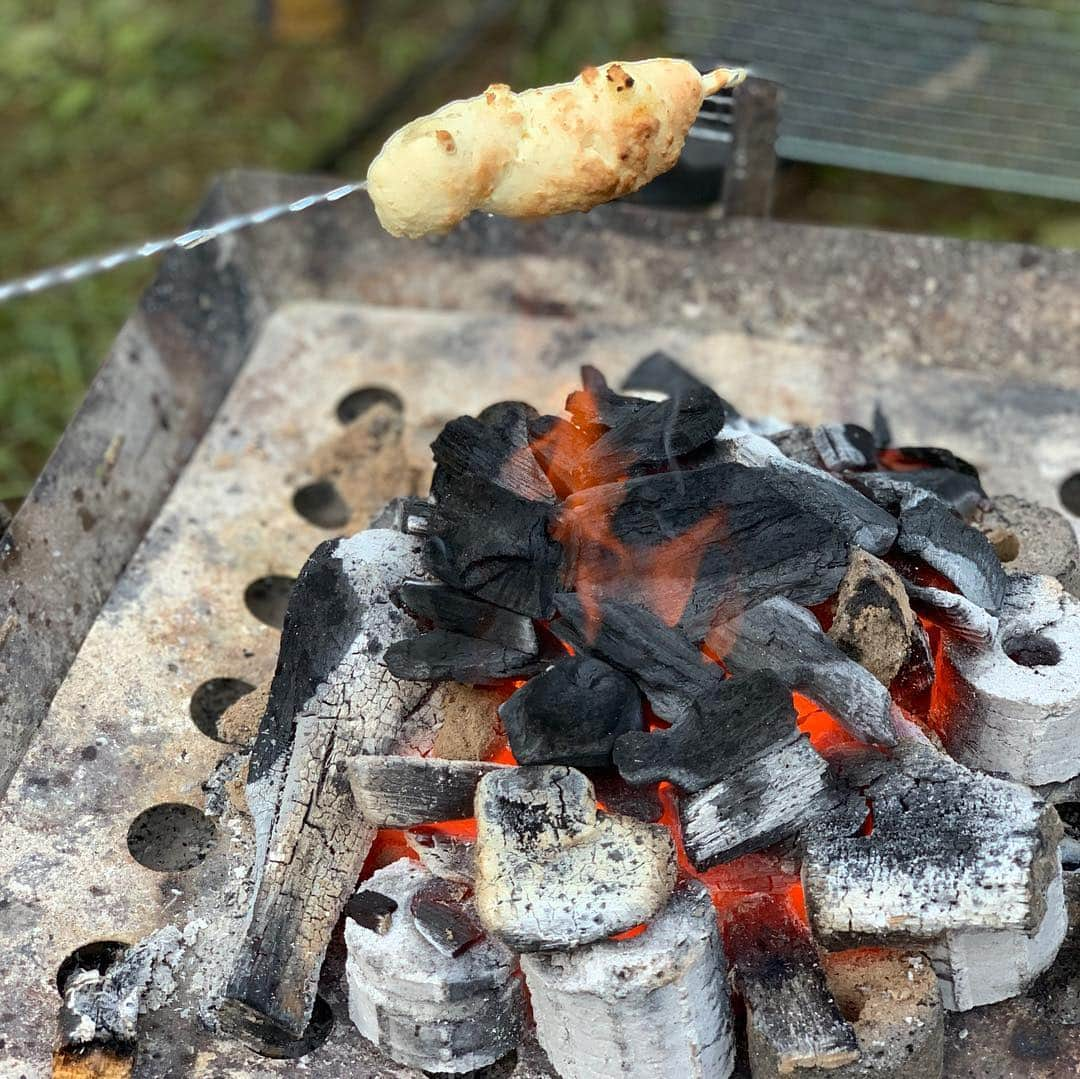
[{"xmin": 367, "ymin": 59, "xmax": 744, "ymax": 239}]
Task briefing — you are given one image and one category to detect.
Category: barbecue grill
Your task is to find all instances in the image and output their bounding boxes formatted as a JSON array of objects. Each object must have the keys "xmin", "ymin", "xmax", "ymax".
[{"xmin": 2, "ymin": 171, "xmax": 1080, "ymax": 1076}]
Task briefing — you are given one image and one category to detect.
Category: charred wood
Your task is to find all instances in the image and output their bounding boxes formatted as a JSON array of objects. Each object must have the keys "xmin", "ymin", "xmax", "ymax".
[
  {"xmin": 613, "ymin": 669, "xmax": 796, "ymax": 792},
  {"xmin": 588, "ymin": 768, "xmax": 663, "ymax": 823},
  {"xmin": 565, "ymin": 364, "xmax": 649, "ymax": 432},
  {"xmin": 410, "ymin": 878, "xmax": 484, "ymax": 957},
  {"xmin": 527, "ymin": 414, "xmax": 596, "ymax": 498},
  {"xmin": 499, "ymin": 656, "xmax": 643, "ymax": 767},
  {"xmin": 708, "ymin": 598, "xmax": 899, "ymax": 746},
  {"xmin": 398, "ymin": 581, "xmax": 539, "ymax": 654},
  {"xmin": 383, "ymin": 627, "xmax": 541, "ymax": 684},
  {"xmin": 522, "ymin": 881, "xmax": 736, "ymax": 1079},
  {"xmin": 405, "ymin": 826, "xmax": 476, "ymax": 884},
  {"xmin": 725, "ymin": 894, "xmax": 858, "ymax": 1076},
  {"xmin": 348, "ymin": 756, "xmax": 506, "ymax": 828},
  {"xmin": 474, "ymin": 765, "xmax": 676, "ymax": 950}
]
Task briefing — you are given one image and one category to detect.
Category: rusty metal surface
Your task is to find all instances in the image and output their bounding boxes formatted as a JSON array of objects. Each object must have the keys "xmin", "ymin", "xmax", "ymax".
[{"xmin": 1, "ymin": 172, "xmax": 1079, "ymax": 1077}]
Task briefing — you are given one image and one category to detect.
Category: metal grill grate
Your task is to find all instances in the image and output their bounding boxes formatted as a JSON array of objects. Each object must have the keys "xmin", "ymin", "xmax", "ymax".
[{"xmin": 670, "ymin": 0, "xmax": 1080, "ymax": 201}]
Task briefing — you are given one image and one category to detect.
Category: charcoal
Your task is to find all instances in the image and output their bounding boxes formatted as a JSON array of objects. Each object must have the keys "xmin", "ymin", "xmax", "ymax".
[
  {"xmin": 409, "ymin": 878, "xmax": 484, "ymax": 957},
  {"xmin": 345, "ymin": 890, "xmax": 398, "ymax": 935},
  {"xmin": 588, "ymin": 769, "xmax": 663, "ymax": 823},
  {"xmin": 978, "ymin": 494, "xmax": 1080, "ymax": 596},
  {"xmin": 892, "ymin": 467, "xmax": 986, "ymax": 520},
  {"xmin": 527, "ymin": 414, "xmax": 595, "ymax": 498},
  {"xmin": 565, "ymin": 364, "xmax": 649, "ymax": 431},
  {"xmin": 768, "ymin": 424, "xmax": 825, "ymax": 467},
  {"xmin": 871, "ymin": 402, "xmax": 892, "ymax": 449},
  {"xmin": 368, "ymin": 495, "xmax": 434, "ymax": 534},
  {"xmin": 828, "ymin": 549, "xmax": 920, "ymax": 686},
  {"xmin": 561, "ymin": 465, "xmax": 889, "ymax": 638},
  {"xmin": 612, "ymin": 669, "xmax": 796, "ymax": 792},
  {"xmin": 551, "ymin": 595, "xmax": 723, "ymax": 724},
  {"xmin": 726, "ymin": 894, "xmax": 858, "ymax": 1077},
  {"xmin": 931, "ymin": 573, "xmax": 1080, "ymax": 785},
  {"xmin": 348, "ymin": 756, "xmax": 506, "ymax": 828},
  {"xmin": 384, "ymin": 628, "xmax": 540, "ymax": 684},
  {"xmin": 522, "ymin": 881, "xmax": 736, "ymax": 1079},
  {"xmin": 621, "ymin": 349, "xmax": 719, "ymax": 401},
  {"xmin": 398, "ymin": 581, "xmax": 539, "ymax": 655},
  {"xmin": 570, "ymin": 384, "xmax": 726, "ymax": 487},
  {"xmin": 499, "ymin": 656, "xmax": 643, "ymax": 768},
  {"xmin": 404, "ymin": 827, "xmax": 476, "ymax": 884},
  {"xmin": 892, "ymin": 445, "xmax": 983, "ymax": 482},
  {"xmin": 708, "ymin": 598, "xmax": 899, "ymax": 746},
  {"xmin": 425, "ymin": 473, "xmax": 563, "ymax": 618},
  {"xmin": 902, "ymin": 580, "xmax": 999, "ymax": 643},
  {"xmin": 678, "ymin": 734, "xmax": 862, "ymax": 868},
  {"xmin": 345, "ymin": 860, "xmax": 523, "ymax": 1073},
  {"xmin": 812, "ymin": 423, "xmax": 876, "ymax": 471},
  {"xmin": 430, "ymin": 403, "xmax": 555, "ymax": 503},
  {"xmin": 473, "ymin": 765, "xmax": 676, "ymax": 950}
]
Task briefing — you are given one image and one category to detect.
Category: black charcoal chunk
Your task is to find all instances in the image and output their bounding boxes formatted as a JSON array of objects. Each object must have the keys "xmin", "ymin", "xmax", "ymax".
[
  {"xmin": 708, "ymin": 598, "xmax": 899, "ymax": 746},
  {"xmin": 346, "ymin": 890, "xmax": 398, "ymax": 935},
  {"xmin": 588, "ymin": 769, "xmax": 664, "ymax": 822},
  {"xmin": 404, "ymin": 827, "xmax": 476, "ymax": 884},
  {"xmin": 902, "ymin": 580, "xmax": 999, "ymax": 644},
  {"xmin": 499, "ymin": 656, "xmax": 643, "ymax": 768},
  {"xmin": 613, "ymin": 670, "xmax": 796, "ymax": 792},
  {"xmin": 812, "ymin": 424, "xmax": 876, "ymax": 472},
  {"xmin": 768, "ymin": 425, "xmax": 824, "ymax": 467},
  {"xmin": 431, "ymin": 404, "xmax": 555, "ymax": 503},
  {"xmin": 571, "ymin": 384, "xmax": 726, "ymax": 487},
  {"xmin": 398, "ymin": 581, "xmax": 539, "ymax": 656},
  {"xmin": 409, "ymin": 878, "xmax": 484, "ymax": 958},
  {"xmin": 871, "ymin": 403, "xmax": 892, "ymax": 449},
  {"xmin": 368, "ymin": 495, "xmax": 433, "ymax": 534},
  {"xmin": 621, "ymin": 350, "xmax": 720, "ymax": 401},
  {"xmin": 893, "ymin": 468, "xmax": 986, "ymax": 520},
  {"xmin": 425, "ymin": 473, "xmax": 563, "ymax": 618},
  {"xmin": 552, "ymin": 595, "xmax": 723, "ymax": 724},
  {"xmin": 565, "ymin": 365, "xmax": 649, "ymax": 431},
  {"xmin": 384, "ymin": 629, "xmax": 540, "ymax": 684},
  {"xmin": 527, "ymin": 414, "xmax": 595, "ymax": 498}
]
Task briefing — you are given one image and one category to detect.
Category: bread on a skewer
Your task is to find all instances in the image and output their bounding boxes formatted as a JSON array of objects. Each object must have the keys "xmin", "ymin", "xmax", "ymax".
[{"xmin": 367, "ymin": 59, "xmax": 745, "ymax": 239}]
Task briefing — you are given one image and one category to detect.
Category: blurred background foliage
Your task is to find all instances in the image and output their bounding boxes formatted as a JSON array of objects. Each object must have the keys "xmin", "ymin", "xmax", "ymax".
[{"xmin": 1, "ymin": 0, "xmax": 1077, "ymax": 504}]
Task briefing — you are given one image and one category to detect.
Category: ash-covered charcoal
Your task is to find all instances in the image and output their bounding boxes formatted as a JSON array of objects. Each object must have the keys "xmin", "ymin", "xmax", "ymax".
[
  {"xmin": 820, "ymin": 949, "xmax": 944, "ymax": 1079},
  {"xmin": 499, "ymin": 656, "xmax": 643, "ymax": 767},
  {"xmin": 384, "ymin": 628, "xmax": 541, "ymax": 684},
  {"xmin": 348, "ymin": 756, "xmax": 506, "ymax": 828},
  {"xmin": 902, "ymin": 580, "xmax": 999, "ymax": 644},
  {"xmin": 802, "ymin": 740, "xmax": 1066, "ymax": 978},
  {"xmin": 398, "ymin": 581, "xmax": 539, "ymax": 655},
  {"xmin": 570, "ymin": 384, "xmax": 726, "ymax": 487},
  {"xmin": 931, "ymin": 572, "xmax": 1080, "ymax": 785},
  {"xmin": 425, "ymin": 472, "xmax": 563, "ymax": 618},
  {"xmin": 566, "ymin": 364, "xmax": 650, "ymax": 432},
  {"xmin": 552, "ymin": 595, "xmax": 722, "ymax": 724},
  {"xmin": 410, "ymin": 878, "xmax": 484, "ymax": 958},
  {"xmin": 768, "ymin": 425, "xmax": 825, "ymax": 468},
  {"xmin": 528, "ymin": 414, "xmax": 596, "ymax": 498},
  {"xmin": 613, "ymin": 669, "xmax": 796, "ymax": 792},
  {"xmin": 725, "ymin": 894, "xmax": 859, "ymax": 1077},
  {"xmin": 813, "ymin": 423, "xmax": 877, "ymax": 472},
  {"xmin": 405, "ymin": 827, "xmax": 476, "ymax": 884},
  {"xmin": 430, "ymin": 403, "xmax": 555, "ymax": 504},
  {"xmin": 978, "ymin": 494, "xmax": 1080, "ymax": 596},
  {"xmin": 223, "ymin": 530, "xmax": 446, "ymax": 1042},
  {"xmin": 345, "ymin": 859, "xmax": 523, "ymax": 1074},
  {"xmin": 678, "ymin": 733, "xmax": 863, "ymax": 869},
  {"xmin": 708, "ymin": 598, "xmax": 899, "ymax": 746},
  {"xmin": 828, "ymin": 549, "xmax": 921, "ymax": 687},
  {"xmin": 345, "ymin": 890, "xmax": 398, "ymax": 935},
  {"xmin": 473, "ymin": 765, "xmax": 677, "ymax": 950},
  {"xmin": 522, "ymin": 881, "xmax": 736, "ymax": 1079}
]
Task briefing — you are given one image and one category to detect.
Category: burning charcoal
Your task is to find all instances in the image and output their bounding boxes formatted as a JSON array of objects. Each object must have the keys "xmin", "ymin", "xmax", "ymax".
[
  {"xmin": 571, "ymin": 384, "xmax": 726, "ymax": 487},
  {"xmin": 473, "ymin": 765, "xmax": 676, "ymax": 950},
  {"xmin": 431, "ymin": 404, "xmax": 556, "ymax": 504},
  {"xmin": 345, "ymin": 890, "xmax": 397, "ymax": 935},
  {"xmin": 820, "ymin": 950, "xmax": 944, "ymax": 1079},
  {"xmin": 613, "ymin": 670, "xmax": 796, "ymax": 792},
  {"xmin": 813, "ymin": 423, "xmax": 876, "ymax": 472},
  {"xmin": 978, "ymin": 494, "xmax": 1080, "ymax": 596},
  {"xmin": 405, "ymin": 827, "xmax": 476, "ymax": 884},
  {"xmin": 902, "ymin": 580, "xmax": 999, "ymax": 644},
  {"xmin": 802, "ymin": 740, "xmax": 1067, "ymax": 1009},
  {"xmin": 383, "ymin": 628, "xmax": 541, "ymax": 684},
  {"xmin": 566, "ymin": 364, "xmax": 649, "ymax": 431},
  {"xmin": 345, "ymin": 860, "xmax": 523, "ymax": 1073},
  {"xmin": 348, "ymin": 756, "xmax": 506, "ymax": 828},
  {"xmin": 521, "ymin": 881, "xmax": 736, "ymax": 1079},
  {"xmin": 588, "ymin": 769, "xmax": 663, "ymax": 823},
  {"xmin": 223, "ymin": 530, "xmax": 446, "ymax": 1041},
  {"xmin": 527, "ymin": 414, "xmax": 595, "ymax": 498},
  {"xmin": 828, "ymin": 549, "xmax": 921, "ymax": 687},
  {"xmin": 499, "ymin": 656, "xmax": 643, "ymax": 767},
  {"xmin": 399, "ymin": 581, "xmax": 539, "ymax": 654},
  {"xmin": 425, "ymin": 473, "xmax": 563, "ymax": 618},
  {"xmin": 552, "ymin": 595, "xmax": 722, "ymax": 724},
  {"xmin": 931, "ymin": 573, "xmax": 1080, "ymax": 785},
  {"xmin": 368, "ymin": 494, "xmax": 433, "ymax": 535},
  {"xmin": 410, "ymin": 878, "xmax": 484, "ymax": 957},
  {"xmin": 678, "ymin": 734, "xmax": 862, "ymax": 869},
  {"xmin": 725, "ymin": 894, "xmax": 859, "ymax": 1077},
  {"xmin": 708, "ymin": 598, "xmax": 899, "ymax": 746},
  {"xmin": 561, "ymin": 463, "xmax": 896, "ymax": 637}
]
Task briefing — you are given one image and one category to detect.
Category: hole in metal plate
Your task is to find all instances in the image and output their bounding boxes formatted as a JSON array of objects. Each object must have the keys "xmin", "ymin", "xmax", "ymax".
[
  {"xmin": 244, "ymin": 575, "xmax": 295, "ymax": 630},
  {"xmin": 336, "ymin": 386, "xmax": 403, "ymax": 425},
  {"xmin": 127, "ymin": 803, "xmax": 216, "ymax": 872}
]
